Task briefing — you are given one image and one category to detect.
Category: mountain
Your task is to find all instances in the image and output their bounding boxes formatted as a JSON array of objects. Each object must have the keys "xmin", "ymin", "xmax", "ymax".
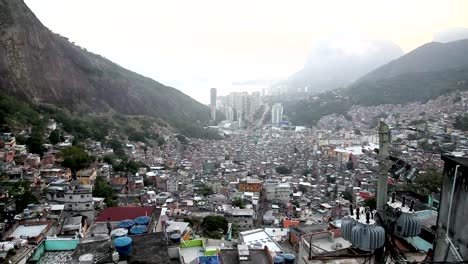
[
  {"xmin": 357, "ymin": 39, "xmax": 468, "ymax": 82},
  {"xmin": 286, "ymin": 39, "xmax": 468, "ymax": 126},
  {"xmin": 433, "ymin": 27, "xmax": 468, "ymax": 43},
  {"xmin": 285, "ymin": 36, "xmax": 404, "ymax": 93},
  {"xmin": 0, "ymin": 0, "xmax": 211, "ymax": 136}
]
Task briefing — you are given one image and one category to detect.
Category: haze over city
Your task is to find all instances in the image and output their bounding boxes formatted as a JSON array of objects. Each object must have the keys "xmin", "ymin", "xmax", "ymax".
[{"xmin": 25, "ymin": 0, "xmax": 468, "ymax": 103}]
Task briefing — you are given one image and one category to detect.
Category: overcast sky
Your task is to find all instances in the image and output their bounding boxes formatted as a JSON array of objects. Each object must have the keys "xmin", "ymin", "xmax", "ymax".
[{"xmin": 25, "ymin": 0, "xmax": 468, "ymax": 104}]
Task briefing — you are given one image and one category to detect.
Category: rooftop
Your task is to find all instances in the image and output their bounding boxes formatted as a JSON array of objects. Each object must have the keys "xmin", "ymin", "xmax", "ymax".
[
  {"xmin": 127, "ymin": 232, "xmax": 179, "ymax": 264},
  {"xmin": 95, "ymin": 206, "xmax": 157, "ymax": 222},
  {"xmin": 9, "ymin": 224, "xmax": 48, "ymax": 239},
  {"xmin": 220, "ymin": 248, "xmax": 271, "ymax": 264},
  {"xmin": 240, "ymin": 229, "xmax": 283, "ymax": 253}
]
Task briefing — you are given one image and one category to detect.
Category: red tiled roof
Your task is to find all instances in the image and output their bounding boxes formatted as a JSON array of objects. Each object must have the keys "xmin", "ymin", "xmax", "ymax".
[{"xmin": 95, "ymin": 206, "xmax": 155, "ymax": 222}]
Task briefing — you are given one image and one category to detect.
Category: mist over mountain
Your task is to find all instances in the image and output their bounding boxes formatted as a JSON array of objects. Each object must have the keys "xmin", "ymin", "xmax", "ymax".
[
  {"xmin": 286, "ymin": 34, "xmax": 404, "ymax": 93},
  {"xmin": 0, "ymin": 0, "xmax": 212, "ymax": 136},
  {"xmin": 357, "ymin": 39, "xmax": 468, "ymax": 83},
  {"xmin": 433, "ymin": 27, "xmax": 468, "ymax": 43},
  {"xmin": 287, "ymin": 38, "xmax": 468, "ymax": 126}
]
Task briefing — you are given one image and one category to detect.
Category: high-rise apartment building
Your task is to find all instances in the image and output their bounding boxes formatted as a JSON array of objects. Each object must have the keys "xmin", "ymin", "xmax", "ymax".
[
  {"xmin": 271, "ymin": 103, "xmax": 283, "ymax": 125},
  {"xmin": 210, "ymin": 88, "xmax": 217, "ymax": 121}
]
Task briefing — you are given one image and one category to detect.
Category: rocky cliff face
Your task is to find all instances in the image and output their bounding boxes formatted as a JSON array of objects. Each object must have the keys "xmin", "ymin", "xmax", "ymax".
[{"xmin": 0, "ymin": 0, "xmax": 210, "ymax": 128}]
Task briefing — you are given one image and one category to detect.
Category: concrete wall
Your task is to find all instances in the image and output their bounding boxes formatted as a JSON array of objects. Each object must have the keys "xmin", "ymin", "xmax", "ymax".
[{"xmin": 434, "ymin": 159, "xmax": 468, "ymax": 261}]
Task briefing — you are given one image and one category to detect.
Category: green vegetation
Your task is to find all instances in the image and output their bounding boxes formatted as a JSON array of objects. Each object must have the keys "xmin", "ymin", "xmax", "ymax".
[
  {"xmin": 232, "ymin": 197, "xmax": 245, "ymax": 209},
  {"xmin": 364, "ymin": 197, "xmax": 377, "ymax": 210},
  {"xmin": 454, "ymin": 114, "xmax": 468, "ymax": 131},
  {"xmin": 10, "ymin": 181, "xmax": 38, "ymax": 213},
  {"xmin": 412, "ymin": 168, "xmax": 442, "ymax": 195},
  {"xmin": 59, "ymin": 146, "xmax": 91, "ymax": 179},
  {"xmin": 286, "ymin": 67, "xmax": 468, "ymax": 126},
  {"xmin": 202, "ymin": 215, "xmax": 228, "ymax": 239},
  {"xmin": 93, "ymin": 177, "xmax": 117, "ymax": 207},
  {"xmin": 26, "ymin": 131, "xmax": 46, "ymax": 157},
  {"xmin": 302, "ymin": 169, "xmax": 311, "ymax": 176},
  {"xmin": 342, "ymin": 190, "xmax": 354, "ymax": 203},
  {"xmin": 197, "ymin": 184, "xmax": 214, "ymax": 197},
  {"xmin": 48, "ymin": 129, "xmax": 62, "ymax": 144},
  {"xmin": 0, "ymin": 94, "xmax": 220, "ymax": 144},
  {"xmin": 276, "ymin": 166, "xmax": 291, "ymax": 175}
]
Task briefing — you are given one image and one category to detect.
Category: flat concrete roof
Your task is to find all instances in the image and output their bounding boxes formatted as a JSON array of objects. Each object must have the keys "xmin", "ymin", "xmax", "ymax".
[{"xmin": 9, "ymin": 224, "xmax": 47, "ymax": 239}]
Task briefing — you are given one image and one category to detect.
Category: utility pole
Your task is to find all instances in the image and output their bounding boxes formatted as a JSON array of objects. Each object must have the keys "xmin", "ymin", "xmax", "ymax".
[
  {"xmin": 375, "ymin": 121, "xmax": 391, "ymax": 263},
  {"xmin": 377, "ymin": 121, "xmax": 390, "ymax": 212}
]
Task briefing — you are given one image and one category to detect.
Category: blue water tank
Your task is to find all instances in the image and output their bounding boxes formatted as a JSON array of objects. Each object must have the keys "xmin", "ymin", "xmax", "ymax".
[
  {"xmin": 118, "ymin": 219, "xmax": 135, "ymax": 229},
  {"xmin": 134, "ymin": 216, "xmax": 151, "ymax": 225},
  {"xmin": 273, "ymin": 255, "xmax": 284, "ymax": 264},
  {"xmin": 114, "ymin": 236, "xmax": 133, "ymax": 257},
  {"xmin": 129, "ymin": 225, "xmax": 148, "ymax": 235},
  {"xmin": 283, "ymin": 253, "xmax": 295, "ymax": 264},
  {"xmin": 170, "ymin": 233, "xmax": 181, "ymax": 244}
]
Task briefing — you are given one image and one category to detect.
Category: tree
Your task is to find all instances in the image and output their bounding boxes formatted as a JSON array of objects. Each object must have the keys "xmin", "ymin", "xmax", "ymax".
[
  {"xmin": 93, "ymin": 177, "xmax": 117, "ymax": 207},
  {"xmin": 176, "ymin": 134, "xmax": 188, "ymax": 144},
  {"xmin": 302, "ymin": 169, "xmax": 311, "ymax": 176},
  {"xmin": 26, "ymin": 131, "xmax": 46, "ymax": 157},
  {"xmin": 12, "ymin": 181, "xmax": 38, "ymax": 213},
  {"xmin": 59, "ymin": 146, "xmax": 90, "ymax": 179},
  {"xmin": 48, "ymin": 129, "xmax": 61, "ymax": 144},
  {"xmin": 412, "ymin": 168, "xmax": 442, "ymax": 194},
  {"xmin": 276, "ymin": 166, "xmax": 291, "ymax": 175},
  {"xmin": 232, "ymin": 197, "xmax": 245, "ymax": 209},
  {"xmin": 197, "ymin": 184, "xmax": 214, "ymax": 197},
  {"xmin": 364, "ymin": 197, "xmax": 377, "ymax": 210},
  {"xmin": 202, "ymin": 215, "xmax": 228, "ymax": 239},
  {"xmin": 157, "ymin": 137, "xmax": 166, "ymax": 146},
  {"xmin": 103, "ymin": 154, "xmax": 116, "ymax": 166},
  {"xmin": 342, "ymin": 190, "xmax": 354, "ymax": 203},
  {"xmin": 454, "ymin": 114, "xmax": 468, "ymax": 131}
]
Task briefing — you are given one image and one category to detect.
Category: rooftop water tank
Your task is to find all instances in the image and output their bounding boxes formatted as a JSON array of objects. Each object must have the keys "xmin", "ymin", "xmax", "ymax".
[
  {"xmin": 273, "ymin": 255, "xmax": 284, "ymax": 264},
  {"xmin": 118, "ymin": 219, "xmax": 135, "ymax": 229},
  {"xmin": 114, "ymin": 236, "xmax": 133, "ymax": 257},
  {"xmin": 170, "ymin": 233, "xmax": 181, "ymax": 244},
  {"xmin": 134, "ymin": 216, "xmax": 151, "ymax": 225},
  {"xmin": 394, "ymin": 212, "xmax": 421, "ymax": 237},
  {"xmin": 129, "ymin": 225, "xmax": 148, "ymax": 235},
  {"xmin": 283, "ymin": 253, "xmax": 295, "ymax": 264},
  {"xmin": 351, "ymin": 223, "xmax": 385, "ymax": 251},
  {"xmin": 110, "ymin": 228, "xmax": 128, "ymax": 238}
]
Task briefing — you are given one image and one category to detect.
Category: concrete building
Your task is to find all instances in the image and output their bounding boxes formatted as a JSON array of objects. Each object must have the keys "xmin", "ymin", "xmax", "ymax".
[
  {"xmin": 210, "ymin": 88, "xmax": 217, "ymax": 121},
  {"xmin": 238, "ymin": 178, "xmax": 263, "ymax": 192},
  {"xmin": 225, "ymin": 208, "xmax": 255, "ymax": 231},
  {"xmin": 271, "ymin": 103, "xmax": 283, "ymax": 125},
  {"xmin": 264, "ymin": 179, "xmax": 291, "ymax": 203},
  {"xmin": 275, "ymin": 183, "xmax": 292, "ymax": 203},
  {"xmin": 166, "ymin": 175, "xmax": 179, "ymax": 194},
  {"xmin": 224, "ymin": 106, "xmax": 234, "ymax": 121},
  {"xmin": 59, "ymin": 185, "xmax": 96, "ymax": 224}
]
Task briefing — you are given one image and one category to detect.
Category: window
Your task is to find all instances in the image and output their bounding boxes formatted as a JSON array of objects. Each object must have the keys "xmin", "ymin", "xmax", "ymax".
[
  {"xmin": 81, "ymin": 195, "xmax": 84, "ymax": 198},
  {"xmin": 86, "ymin": 204, "xmax": 90, "ymax": 207},
  {"xmin": 69, "ymin": 196, "xmax": 72, "ymax": 199}
]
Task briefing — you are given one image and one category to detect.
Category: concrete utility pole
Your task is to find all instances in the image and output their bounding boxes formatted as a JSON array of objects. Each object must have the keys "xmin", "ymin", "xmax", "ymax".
[
  {"xmin": 377, "ymin": 121, "xmax": 391, "ymax": 212},
  {"xmin": 375, "ymin": 121, "xmax": 391, "ymax": 264}
]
